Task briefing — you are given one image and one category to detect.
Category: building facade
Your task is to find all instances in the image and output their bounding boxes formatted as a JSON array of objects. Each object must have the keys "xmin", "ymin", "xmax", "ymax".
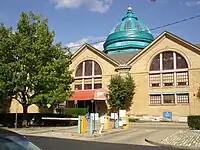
[
  {"xmin": 9, "ymin": 7, "xmax": 200, "ymax": 119},
  {"xmin": 69, "ymin": 7, "xmax": 200, "ymax": 119}
]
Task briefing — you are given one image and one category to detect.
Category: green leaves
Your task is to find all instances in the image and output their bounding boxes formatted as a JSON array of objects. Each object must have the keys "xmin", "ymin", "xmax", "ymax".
[
  {"xmin": 0, "ymin": 11, "xmax": 73, "ymax": 111},
  {"xmin": 107, "ymin": 73, "xmax": 136, "ymax": 111}
]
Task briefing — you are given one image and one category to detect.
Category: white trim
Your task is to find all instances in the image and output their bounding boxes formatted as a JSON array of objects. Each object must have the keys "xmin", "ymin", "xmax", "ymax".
[
  {"xmin": 75, "ymin": 75, "xmax": 102, "ymax": 79},
  {"xmin": 174, "ymin": 72, "xmax": 177, "ymax": 87},
  {"xmin": 92, "ymin": 61, "xmax": 95, "ymax": 76},
  {"xmin": 92, "ymin": 78, "xmax": 94, "ymax": 90},
  {"xmin": 175, "ymin": 93, "xmax": 177, "ymax": 104},
  {"xmin": 173, "ymin": 52, "xmax": 176, "ymax": 70},
  {"xmin": 161, "ymin": 94, "xmax": 163, "ymax": 104},
  {"xmin": 82, "ymin": 78, "xmax": 84, "ymax": 90},
  {"xmin": 160, "ymin": 53, "xmax": 163, "ymax": 71},
  {"xmin": 149, "ymin": 68, "xmax": 188, "ymax": 74},
  {"xmin": 92, "ymin": 61, "xmax": 95, "ymax": 90},
  {"xmin": 82, "ymin": 61, "xmax": 85, "ymax": 76}
]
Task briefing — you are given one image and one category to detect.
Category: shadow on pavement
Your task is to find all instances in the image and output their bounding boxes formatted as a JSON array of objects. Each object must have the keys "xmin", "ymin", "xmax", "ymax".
[{"xmin": 27, "ymin": 135, "xmax": 178, "ymax": 150}]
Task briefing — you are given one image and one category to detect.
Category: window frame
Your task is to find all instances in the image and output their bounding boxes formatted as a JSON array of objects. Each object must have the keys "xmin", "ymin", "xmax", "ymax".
[
  {"xmin": 74, "ymin": 60, "xmax": 102, "ymax": 90},
  {"xmin": 149, "ymin": 93, "xmax": 189, "ymax": 105},
  {"xmin": 149, "ymin": 51, "xmax": 189, "ymax": 87}
]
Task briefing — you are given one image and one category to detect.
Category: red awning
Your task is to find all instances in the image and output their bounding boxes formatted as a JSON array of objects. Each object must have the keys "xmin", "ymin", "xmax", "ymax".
[{"xmin": 69, "ymin": 89, "xmax": 107, "ymax": 101}]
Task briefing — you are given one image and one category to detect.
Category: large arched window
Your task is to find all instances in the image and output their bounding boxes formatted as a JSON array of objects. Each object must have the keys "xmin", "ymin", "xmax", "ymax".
[
  {"xmin": 74, "ymin": 60, "xmax": 102, "ymax": 90},
  {"xmin": 149, "ymin": 51, "xmax": 188, "ymax": 87},
  {"xmin": 149, "ymin": 51, "xmax": 189, "ymax": 105}
]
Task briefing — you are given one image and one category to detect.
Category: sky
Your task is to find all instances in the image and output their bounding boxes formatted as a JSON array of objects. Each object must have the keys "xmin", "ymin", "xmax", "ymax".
[{"xmin": 0, "ymin": 0, "xmax": 200, "ymax": 52}]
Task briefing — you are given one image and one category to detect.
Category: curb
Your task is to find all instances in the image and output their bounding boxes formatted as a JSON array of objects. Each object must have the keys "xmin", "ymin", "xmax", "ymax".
[
  {"xmin": 145, "ymin": 138, "xmax": 199, "ymax": 150},
  {"xmin": 12, "ymin": 126, "xmax": 77, "ymax": 135}
]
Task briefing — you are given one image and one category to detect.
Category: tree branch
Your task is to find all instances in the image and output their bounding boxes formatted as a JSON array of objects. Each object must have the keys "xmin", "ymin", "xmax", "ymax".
[{"xmin": 16, "ymin": 99, "xmax": 23, "ymax": 105}]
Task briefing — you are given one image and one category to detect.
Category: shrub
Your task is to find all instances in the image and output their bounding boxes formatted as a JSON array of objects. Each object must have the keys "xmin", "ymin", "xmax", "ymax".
[
  {"xmin": 188, "ymin": 115, "xmax": 200, "ymax": 130},
  {"xmin": 58, "ymin": 108, "xmax": 88, "ymax": 117},
  {"xmin": 129, "ymin": 118, "xmax": 139, "ymax": 122}
]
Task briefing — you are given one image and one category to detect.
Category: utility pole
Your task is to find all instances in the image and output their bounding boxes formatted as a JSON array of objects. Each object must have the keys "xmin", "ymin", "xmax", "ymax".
[{"xmin": 15, "ymin": 103, "xmax": 19, "ymax": 130}]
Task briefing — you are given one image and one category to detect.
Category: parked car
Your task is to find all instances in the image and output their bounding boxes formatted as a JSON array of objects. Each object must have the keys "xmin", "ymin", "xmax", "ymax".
[{"xmin": 0, "ymin": 128, "xmax": 42, "ymax": 150}]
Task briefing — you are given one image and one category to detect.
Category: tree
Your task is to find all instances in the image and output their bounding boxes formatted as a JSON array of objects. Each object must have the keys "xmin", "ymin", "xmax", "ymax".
[
  {"xmin": 0, "ymin": 24, "xmax": 16, "ymax": 113},
  {"xmin": 107, "ymin": 73, "xmax": 136, "ymax": 114},
  {"xmin": 0, "ymin": 12, "xmax": 74, "ymax": 125}
]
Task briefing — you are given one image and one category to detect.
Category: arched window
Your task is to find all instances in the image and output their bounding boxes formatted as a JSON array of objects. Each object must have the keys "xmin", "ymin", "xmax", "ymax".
[
  {"xmin": 149, "ymin": 51, "xmax": 189, "ymax": 87},
  {"xmin": 115, "ymin": 24, "xmax": 121, "ymax": 32},
  {"xmin": 74, "ymin": 60, "xmax": 102, "ymax": 90},
  {"xmin": 124, "ymin": 20, "xmax": 131, "ymax": 30}
]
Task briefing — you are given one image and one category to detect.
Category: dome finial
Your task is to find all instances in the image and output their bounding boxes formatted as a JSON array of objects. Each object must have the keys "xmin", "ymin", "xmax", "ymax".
[{"xmin": 127, "ymin": 6, "xmax": 132, "ymax": 12}]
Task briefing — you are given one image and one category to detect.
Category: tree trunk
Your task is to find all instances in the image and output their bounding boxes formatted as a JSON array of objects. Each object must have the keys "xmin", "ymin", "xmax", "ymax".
[{"xmin": 22, "ymin": 104, "xmax": 28, "ymax": 128}]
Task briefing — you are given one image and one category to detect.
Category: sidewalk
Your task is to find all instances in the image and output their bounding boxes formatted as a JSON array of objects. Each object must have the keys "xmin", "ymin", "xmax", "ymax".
[
  {"xmin": 9, "ymin": 124, "xmax": 134, "ymax": 140},
  {"xmin": 145, "ymin": 129, "xmax": 200, "ymax": 150}
]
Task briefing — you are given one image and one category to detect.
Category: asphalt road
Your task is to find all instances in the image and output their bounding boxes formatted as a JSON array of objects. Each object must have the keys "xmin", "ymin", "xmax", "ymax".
[{"xmin": 27, "ymin": 135, "xmax": 178, "ymax": 150}]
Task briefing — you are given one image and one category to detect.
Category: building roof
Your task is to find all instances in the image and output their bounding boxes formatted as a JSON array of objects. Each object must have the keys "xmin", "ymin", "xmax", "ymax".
[
  {"xmin": 108, "ymin": 51, "xmax": 140, "ymax": 64},
  {"xmin": 103, "ymin": 7, "xmax": 154, "ymax": 54},
  {"xmin": 196, "ymin": 44, "xmax": 200, "ymax": 48}
]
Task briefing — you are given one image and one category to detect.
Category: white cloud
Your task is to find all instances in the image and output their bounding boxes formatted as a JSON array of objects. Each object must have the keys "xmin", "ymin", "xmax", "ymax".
[
  {"xmin": 92, "ymin": 41, "xmax": 104, "ymax": 50},
  {"xmin": 67, "ymin": 36, "xmax": 106, "ymax": 53},
  {"xmin": 185, "ymin": 0, "xmax": 200, "ymax": 7},
  {"xmin": 52, "ymin": 0, "xmax": 112, "ymax": 13}
]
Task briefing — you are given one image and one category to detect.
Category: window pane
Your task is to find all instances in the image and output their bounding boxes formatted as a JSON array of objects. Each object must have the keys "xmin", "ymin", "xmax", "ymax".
[
  {"xmin": 176, "ymin": 72, "xmax": 188, "ymax": 86},
  {"xmin": 162, "ymin": 73, "xmax": 174, "ymax": 86},
  {"xmin": 163, "ymin": 94, "xmax": 175, "ymax": 104},
  {"xmin": 75, "ymin": 62, "xmax": 83, "ymax": 77},
  {"xmin": 94, "ymin": 83, "xmax": 102, "ymax": 89},
  {"xmin": 75, "ymin": 84, "xmax": 82, "ymax": 90},
  {"xmin": 84, "ymin": 60, "xmax": 92, "ymax": 76},
  {"xmin": 150, "ymin": 54, "xmax": 160, "ymax": 71},
  {"xmin": 115, "ymin": 23, "xmax": 121, "ymax": 32},
  {"xmin": 177, "ymin": 93, "xmax": 189, "ymax": 103},
  {"xmin": 149, "ymin": 74, "xmax": 160, "ymax": 87},
  {"xmin": 84, "ymin": 84, "xmax": 92, "ymax": 90},
  {"xmin": 94, "ymin": 77, "xmax": 102, "ymax": 83},
  {"xmin": 150, "ymin": 95, "xmax": 161, "ymax": 104},
  {"xmin": 84, "ymin": 79, "xmax": 92, "ymax": 84},
  {"xmin": 163, "ymin": 52, "xmax": 174, "ymax": 70},
  {"xmin": 124, "ymin": 20, "xmax": 131, "ymax": 30},
  {"xmin": 176, "ymin": 53, "xmax": 188, "ymax": 69},
  {"xmin": 94, "ymin": 62, "xmax": 102, "ymax": 75}
]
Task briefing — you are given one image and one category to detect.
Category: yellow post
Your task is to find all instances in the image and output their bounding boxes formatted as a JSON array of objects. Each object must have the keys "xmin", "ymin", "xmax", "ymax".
[
  {"xmin": 104, "ymin": 116, "xmax": 110, "ymax": 130},
  {"xmin": 80, "ymin": 116, "xmax": 87, "ymax": 134},
  {"xmin": 122, "ymin": 116, "xmax": 129, "ymax": 129}
]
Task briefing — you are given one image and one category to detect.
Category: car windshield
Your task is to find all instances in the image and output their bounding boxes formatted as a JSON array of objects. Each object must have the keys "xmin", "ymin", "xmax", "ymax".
[{"xmin": 0, "ymin": 135, "xmax": 42, "ymax": 150}]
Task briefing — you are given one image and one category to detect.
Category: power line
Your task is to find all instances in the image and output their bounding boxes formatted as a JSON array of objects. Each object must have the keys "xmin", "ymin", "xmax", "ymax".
[
  {"xmin": 68, "ymin": 14, "xmax": 200, "ymax": 49},
  {"xmin": 150, "ymin": 14, "xmax": 200, "ymax": 31}
]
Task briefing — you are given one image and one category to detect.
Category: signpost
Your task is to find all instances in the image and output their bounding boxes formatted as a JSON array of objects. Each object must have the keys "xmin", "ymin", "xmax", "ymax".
[
  {"xmin": 15, "ymin": 104, "xmax": 19, "ymax": 130},
  {"xmin": 163, "ymin": 112, "xmax": 172, "ymax": 121}
]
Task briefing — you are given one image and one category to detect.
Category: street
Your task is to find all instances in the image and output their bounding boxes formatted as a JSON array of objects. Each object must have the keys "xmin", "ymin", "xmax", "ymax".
[
  {"xmin": 27, "ymin": 135, "xmax": 177, "ymax": 150},
  {"xmin": 16, "ymin": 122, "xmax": 188, "ymax": 150}
]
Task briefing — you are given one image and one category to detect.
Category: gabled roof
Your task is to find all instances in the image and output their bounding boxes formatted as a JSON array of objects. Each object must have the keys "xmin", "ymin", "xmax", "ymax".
[
  {"xmin": 71, "ymin": 32, "xmax": 200, "ymax": 67},
  {"xmin": 108, "ymin": 51, "xmax": 141, "ymax": 64},
  {"xmin": 126, "ymin": 31, "xmax": 200, "ymax": 66},
  {"xmin": 71, "ymin": 43, "xmax": 119, "ymax": 66}
]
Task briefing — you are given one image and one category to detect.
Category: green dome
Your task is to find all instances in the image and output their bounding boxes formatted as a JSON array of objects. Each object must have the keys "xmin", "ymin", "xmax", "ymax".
[{"xmin": 103, "ymin": 7, "xmax": 154, "ymax": 54}]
